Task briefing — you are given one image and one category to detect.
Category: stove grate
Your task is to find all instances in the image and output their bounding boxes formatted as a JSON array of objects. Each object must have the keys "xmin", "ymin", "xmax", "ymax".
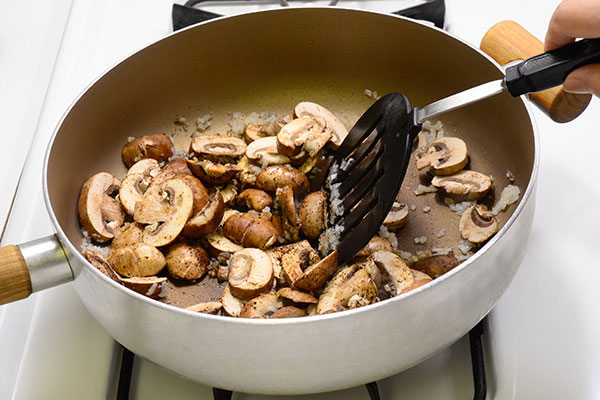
[{"xmin": 114, "ymin": 317, "xmax": 487, "ymax": 400}]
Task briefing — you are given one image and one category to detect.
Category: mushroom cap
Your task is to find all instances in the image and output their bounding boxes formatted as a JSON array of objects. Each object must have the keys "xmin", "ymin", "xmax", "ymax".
[
  {"xmin": 121, "ymin": 133, "xmax": 174, "ymax": 168},
  {"xmin": 271, "ymin": 306, "xmax": 306, "ymax": 318},
  {"xmin": 431, "ymin": 170, "xmax": 492, "ymax": 201},
  {"xmin": 165, "ymin": 241, "xmax": 209, "ymax": 281},
  {"xmin": 237, "ymin": 189, "xmax": 273, "ymax": 212},
  {"xmin": 355, "ymin": 236, "xmax": 392, "ymax": 257},
  {"xmin": 294, "ymin": 102, "xmax": 348, "ymax": 148},
  {"xmin": 183, "ymin": 193, "xmax": 225, "ymax": 238},
  {"xmin": 134, "ymin": 178, "xmax": 194, "ymax": 247},
  {"xmin": 382, "ymin": 202, "xmax": 409, "ymax": 232},
  {"xmin": 228, "ymin": 248, "xmax": 274, "ymax": 300},
  {"xmin": 107, "ymin": 243, "xmax": 166, "ymax": 277},
  {"xmin": 78, "ymin": 172, "xmax": 125, "ymax": 243},
  {"xmin": 293, "ymin": 250, "xmax": 338, "ymax": 292},
  {"xmin": 111, "ymin": 222, "xmax": 144, "ymax": 249},
  {"xmin": 223, "ymin": 213, "xmax": 279, "ymax": 250},
  {"xmin": 416, "ymin": 137, "xmax": 468, "ymax": 176},
  {"xmin": 187, "ymin": 159, "xmax": 240, "ymax": 186},
  {"xmin": 173, "ymin": 173, "xmax": 209, "ymax": 215},
  {"xmin": 459, "ymin": 204, "xmax": 499, "ymax": 243},
  {"xmin": 255, "ymin": 165, "xmax": 310, "ymax": 195},
  {"xmin": 190, "ymin": 135, "xmax": 247, "ymax": 161},
  {"xmin": 298, "ymin": 191, "xmax": 328, "ymax": 240},
  {"xmin": 412, "ymin": 252, "xmax": 460, "ymax": 279},
  {"xmin": 239, "ymin": 292, "xmax": 283, "ymax": 318}
]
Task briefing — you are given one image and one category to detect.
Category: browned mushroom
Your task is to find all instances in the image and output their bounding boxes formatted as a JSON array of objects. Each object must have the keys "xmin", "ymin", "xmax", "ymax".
[
  {"xmin": 382, "ymin": 202, "xmax": 409, "ymax": 232},
  {"xmin": 119, "ymin": 173, "xmax": 153, "ymax": 216},
  {"xmin": 78, "ymin": 172, "xmax": 125, "ymax": 243},
  {"xmin": 294, "ymin": 102, "xmax": 348, "ymax": 148},
  {"xmin": 183, "ymin": 193, "xmax": 225, "ymax": 238},
  {"xmin": 277, "ymin": 186, "xmax": 299, "ymax": 242},
  {"xmin": 165, "ymin": 241, "xmax": 209, "ymax": 280},
  {"xmin": 205, "ymin": 232, "xmax": 244, "ymax": 258},
  {"xmin": 398, "ymin": 269, "xmax": 433, "ymax": 295},
  {"xmin": 142, "ymin": 159, "xmax": 190, "ymax": 200},
  {"xmin": 412, "ymin": 252, "xmax": 460, "ymax": 279},
  {"xmin": 111, "ymin": 222, "xmax": 144, "ymax": 249},
  {"xmin": 133, "ymin": 178, "xmax": 194, "ymax": 247},
  {"xmin": 239, "ymin": 293, "xmax": 283, "ymax": 318},
  {"xmin": 107, "ymin": 243, "xmax": 166, "ymax": 277},
  {"xmin": 237, "ymin": 189, "xmax": 273, "ymax": 211},
  {"xmin": 355, "ymin": 236, "xmax": 392, "ymax": 257},
  {"xmin": 416, "ymin": 137, "xmax": 468, "ymax": 176},
  {"xmin": 255, "ymin": 165, "xmax": 310, "ymax": 195},
  {"xmin": 173, "ymin": 173, "xmax": 209, "ymax": 215},
  {"xmin": 189, "ymin": 135, "xmax": 246, "ymax": 162},
  {"xmin": 275, "ymin": 241, "xmax": 320, "ymax": 286},
  {"xmin": 245, "ymin": 136, "xmax": 291, "ymax": 166},
  {"xmin": 298, "ymin": 191, "xmax": 327, "ymax": 240},
  {"xmin": 187, "ymin": 159, "xmax": 240, "ymax": 186},
  {"xmin": 221, "ymin": 284, "xmax": 245, "ymax": 317},
  {"xmin": 292, "ymin": 250, "xmax": 338, "ymax": 292},
  {"xmin": 459, "ymin": 204, "xmax": 498, "ymax": 243},
  {"xmin": 185, "ymin": 301, "xmax": 223, "ymax": 314},
  {"xmin": 271, "ymin": 306, "xmax": 306, "ymax": 318},
  {"xmin": 277, "ymin": 288, "xmax": 318, "ymax": 304},
  {"xmin": 121, "ymin": 133, "xmax": 174, "ymax": 168},
  {"xmin": 223, "ymin": 213, "xmax": 279, "ymax": 249},
  {"xmin": 316, "ymin": 265, "xmax": 377, "ymax": 314},
  {"xmin": 120, "ymin": 276, "xmax": 168, "ymax": 299},
  {"xmin": 431, "ymin": 170, "xmax": 492, "ymax": 201},
  {"xmin": 244, "ymin": 121, "xmax": 283, "ymax": 143},
  {"xmin": 126, "ymin": 158, "xmax": 161, "ymax": 177},
  {"xmin": 228, "ymin": 248, "xmax": 274, "ymax": 300},
  {"xmin": 371, "ymin": 250, "xmax": 415, "ymax": 297},
  {"xmin": 84, "ymin": 250, "xmax": 121, "ymax": 283},
  {"xmin": 277, "ymin": 117, "xmax": 331, "ymax": 157}
]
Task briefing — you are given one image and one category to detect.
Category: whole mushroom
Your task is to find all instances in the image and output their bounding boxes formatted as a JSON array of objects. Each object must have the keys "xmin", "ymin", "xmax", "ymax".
[{"xmin": 121, "ymin": 133, "xmax": 174, "ymax": 168}]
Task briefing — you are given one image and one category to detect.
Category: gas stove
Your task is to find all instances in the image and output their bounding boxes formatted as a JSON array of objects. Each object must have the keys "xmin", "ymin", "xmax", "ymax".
[{"xmin": 1, "ymin": 1, "xmax": 599, "ymax": 399}]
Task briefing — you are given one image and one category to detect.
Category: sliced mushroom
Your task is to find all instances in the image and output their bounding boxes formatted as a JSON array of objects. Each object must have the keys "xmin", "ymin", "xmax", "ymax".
[
  {"xmin": 121, "ymin": 133, "xmax": 174, "ymax": 168},
  {"xmin": 316, "ymin": 265, "xmax": 377, "ymax": 314},
  {"xmin": 228, "ymin": 248, "xmax": 274, "ymax": 300},
  {"xmin": 277, "ymin": 288, "xmax": 318, "ymax": 304},
  {"xmin": 298, "ymin": 153, "xmax": 320, "ymax": 174},
  {"xmin": 205, "ymin": 232, "xmax": 244, "ymax": 257},
  {"xmin": 111, "ymin": 222, "xmax": 144, "ymax": 249},
  {"xmin": 239, "ymin": 293, "xmax": 283, "ymax": 318},
  {"xmin": 276, "ymin": 241, "xmax": 320, "ymax": 286},
  {"xmin": 215, "ymin": 183, "xmax": 238, "ymax": 206},
  {"xmin": 415, "ymin": 137, "xmax": 468, "ymax": 176},
  {"xmin": 412, "ymin": 252, "xmax": 460, "ymax": 279},
  {"xmin": 190, "ymin": 135, "xmax": 246, "ymax": 162},
  {"xmin": 237, "ymin": 189, "xmax": 273, "ymax": 211},
  {"xmin": 221, "ymin": 284, "xmax": 245, "ymax": 317},
  {"xmin": 107, "ymin": 243, "xmax": 166, "ymax": 277},
  {"xmin": 255, "ymin": 165, "xmax": 310, "ymax": 195},
  {"xmin": 126, "ymin": 158, "xmax": 161, "ymax": 177},
  {"xmin": 294, "ymin": 102, "xmax": 348, "ymax": 148},
  {"xmin": 459, "ymin": 204, "xmax": 498, "ymax": 243},
  {"xmin": 174, "ymin": 173, "xmax": 209, "ymax": 215},
  {"xmin": 398, "ymin": 269, "xmax": 433, "ymax": 295},
  {"xmin": 298, "ymin": 191, "xmax": 327, "ymax": 240},
  {"xmin": 223, "ymin": 213, "xmax": 279, "ymax": 250},
  {"xmin": 143, "ymin": 159, "xmax": 190, "ymax": 199},
  {"xmin": 277, "ymin": 186, "xmax": 299, "ymax": 242},
  {"xmin": 119, "ymin": 173, "xmax": 153, "ymax": 216},
  {"xmin": 165, "ymin": 241, "xmax": 209, "ymax": 280},
  {"xmin": 187, "ymin": 158, "xmax": 240, "ymax": 186},
  {"xmin": 293, "ymin": 250, "xmax": 338, "ymax": 292},
  {"xmin": 431, "ymin": 170, "xmax": 492, "ymax": 201},
  {"xmin": 355, "ymin": 236, "xmax": 392, "ymax": 257},
  {"xmin": 84, "ymin": 250, "xmax": 121, "ymax": 283},
  {"xmin": 271, "ymin": 306, "xmax": 306, "ymax": 318},
  {"xmin": 382, "ymin": 202, "xmax": 409, "ymax": 232},
  {"xmin": 277, "ymin": 117, "xmax": 330, "ymax": 157},
  {"xmin": 120, "ymin": 276, "xmax": 168, "ymax": 299},
  {"xmin": 185, "ymin": 301, "xmax": 223, "ymax": 314},
  {"xmin": 371, "ymin": 250, "xmax": 415, "ymax": 297},
  {"xmin": 133, "ymin": 178, "xmax": 194, "ymax": 247},
  {"xmin": 78, "ymin": 172, "xmax": 125, "ymax": 243},
  {"xmin": 183, "ymin": 193, "xmax": 225, "ymax": 238},
  {"xmin": 244, "ymin": 121, "xmax": 282, "ymax": 143},
  {"xmin": 246, "ymin": 136, "xmax": 291, "ymax": 166}
]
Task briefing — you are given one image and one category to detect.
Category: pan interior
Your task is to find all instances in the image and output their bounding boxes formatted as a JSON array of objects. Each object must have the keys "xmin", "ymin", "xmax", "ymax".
[{"xmin": 46, "ymin": 8, "xmax": 534, "ymax": 307}]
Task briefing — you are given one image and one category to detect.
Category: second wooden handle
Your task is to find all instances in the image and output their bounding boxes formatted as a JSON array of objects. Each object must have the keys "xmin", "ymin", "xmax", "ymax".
[
  {"xmin": 480, "ymin": 20, "xmax": 591, "ymax": 123},
  {"xmin": 0, "ymin": 245, "xmax": 32, "ymax": 305}
]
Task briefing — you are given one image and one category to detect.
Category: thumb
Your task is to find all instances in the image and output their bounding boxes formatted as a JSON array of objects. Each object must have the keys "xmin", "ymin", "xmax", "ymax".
[{"xmin": 562, "ymin": 64, "xmax": 600, "ymax": 97}]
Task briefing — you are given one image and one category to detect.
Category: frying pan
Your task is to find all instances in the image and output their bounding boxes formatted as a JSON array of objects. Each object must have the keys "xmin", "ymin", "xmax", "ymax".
[{"xmin": 0, "ymin": 8, "xmax": 589, "ymax": 394}]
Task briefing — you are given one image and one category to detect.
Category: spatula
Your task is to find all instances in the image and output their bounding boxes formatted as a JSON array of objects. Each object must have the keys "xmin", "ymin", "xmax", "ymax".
[{"xmin": 328, "ymin": 37, "xmax": 600, "ymax": 265}]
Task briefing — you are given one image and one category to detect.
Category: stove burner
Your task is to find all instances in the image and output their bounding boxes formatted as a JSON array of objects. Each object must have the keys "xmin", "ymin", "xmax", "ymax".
[
  {"xmin": 172, "ymin": 0, "xmax": 446, "ymax": 31},
  {"xmin": 114, "ymin": 317, "xmax": 487, "ymax": 399}
]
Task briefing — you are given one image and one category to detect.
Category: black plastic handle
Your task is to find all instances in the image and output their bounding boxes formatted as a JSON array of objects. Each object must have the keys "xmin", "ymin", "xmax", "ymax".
[{"xmin": 505, "ymin": 38, "xmax": 600, "ymax": 97}]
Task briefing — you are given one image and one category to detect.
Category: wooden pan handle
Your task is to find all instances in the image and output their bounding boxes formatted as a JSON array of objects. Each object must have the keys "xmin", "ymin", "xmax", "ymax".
[
  {"xmin": 0, "ymin": 245, "xmax": 32, "ymax": 305},
  {"xmin": 480, "ymin": 20, "xmax": 592, "ymax": 123}
]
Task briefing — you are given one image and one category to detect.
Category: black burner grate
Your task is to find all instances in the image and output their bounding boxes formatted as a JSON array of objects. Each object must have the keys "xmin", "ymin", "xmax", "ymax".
[
  {"xmin": 172, "ymin": 0, "xmax": 446, "ymax": 31},
  {"xmin": 115, "ymin": 317, "xmax": 487, "ymax": 400}
]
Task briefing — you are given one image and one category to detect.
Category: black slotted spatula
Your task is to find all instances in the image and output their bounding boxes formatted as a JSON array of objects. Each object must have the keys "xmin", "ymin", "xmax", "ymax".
[{"xmin": 328, "ymin": 38, "xmax": 600, "ymax": 265}]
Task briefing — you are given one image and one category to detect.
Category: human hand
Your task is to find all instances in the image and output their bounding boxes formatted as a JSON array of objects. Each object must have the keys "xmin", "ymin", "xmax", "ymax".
[{"xmin": 545, "ymin": 0, "xmax": 600, "ymax": 96}]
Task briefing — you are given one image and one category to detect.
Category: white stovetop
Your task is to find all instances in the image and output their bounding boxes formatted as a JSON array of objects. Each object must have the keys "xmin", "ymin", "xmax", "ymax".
[{"xmin": 1, "ymin": 1, "xmax": 599, "ymax": 399}]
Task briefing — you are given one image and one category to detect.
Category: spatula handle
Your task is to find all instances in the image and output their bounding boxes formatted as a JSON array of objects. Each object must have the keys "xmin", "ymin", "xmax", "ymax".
[
  {"xmin": 481, "ymin": 20, "xmax": 592, "ymax": 123},
  {"xmin": 505, "ymin": 39, "xmax": 600, "ymax": 97}
]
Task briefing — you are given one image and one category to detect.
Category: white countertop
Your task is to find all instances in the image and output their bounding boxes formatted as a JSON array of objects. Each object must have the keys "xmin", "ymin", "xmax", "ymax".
[{"xmin": 1, "ymin": 1, "xmax": 599, "ymax": 399}]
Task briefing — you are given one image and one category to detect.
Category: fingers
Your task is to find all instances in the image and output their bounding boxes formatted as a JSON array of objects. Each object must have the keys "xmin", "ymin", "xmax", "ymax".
[
  {"xmin": 544, "ymin": 0, "xmax": 600, "ymax": 51},
  {"xmin": 563, "ymin": 64, "xmax": 600, "ymax": 96}
]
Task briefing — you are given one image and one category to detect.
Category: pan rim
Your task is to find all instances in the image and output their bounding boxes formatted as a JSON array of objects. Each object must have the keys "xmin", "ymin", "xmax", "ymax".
[{"xmin": 42, "ymin": 6, "xmax": 540, "ymax": 326}]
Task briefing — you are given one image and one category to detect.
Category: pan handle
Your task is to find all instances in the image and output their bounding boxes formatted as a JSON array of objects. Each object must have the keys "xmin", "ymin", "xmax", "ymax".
[
  {"xmin": 0, "ymin": 235, "xmax": 73, "ymax": 305},
  {"xmin": 480, "ymin": 20, "xmax": 592, "ymax": 123}
]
